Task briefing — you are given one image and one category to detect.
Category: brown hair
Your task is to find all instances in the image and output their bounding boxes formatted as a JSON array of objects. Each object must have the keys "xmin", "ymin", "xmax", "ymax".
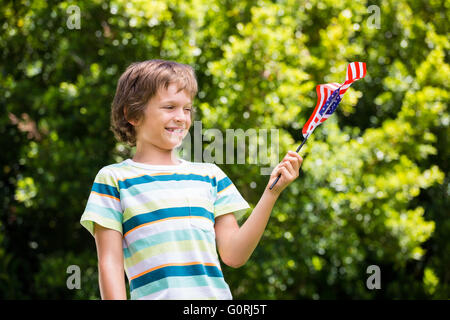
[{"xmin": 110, "ymin": 59, "xmax": 198, "ymax": 146}]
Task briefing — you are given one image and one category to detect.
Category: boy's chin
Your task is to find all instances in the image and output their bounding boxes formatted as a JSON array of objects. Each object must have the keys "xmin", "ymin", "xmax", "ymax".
[{"xmin": 161, "ymin": 139, "xmax": 184, "ymax": 151}]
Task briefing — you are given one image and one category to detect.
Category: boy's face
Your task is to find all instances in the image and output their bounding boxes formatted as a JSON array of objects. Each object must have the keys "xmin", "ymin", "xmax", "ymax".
[{"xmin": 133, "ymin": 83, "xmax": 192, "ymax": 151}]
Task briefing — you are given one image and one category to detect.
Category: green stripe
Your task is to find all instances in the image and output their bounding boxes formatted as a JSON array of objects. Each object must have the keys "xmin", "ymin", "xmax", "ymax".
[
  {"xmin": 80, "ymin": 213, "xmax": 123, "ymax": 237},
  {"xmin": 124, "ymin": 229, "xmax": 215, "ymax": 257},
  {"xmin": 124, "ymin": 239, "xmax": 217, "ymax": 267},
  {"xmin": 95, "ymin": 170, "xmax": 118, "ymax": 187}
]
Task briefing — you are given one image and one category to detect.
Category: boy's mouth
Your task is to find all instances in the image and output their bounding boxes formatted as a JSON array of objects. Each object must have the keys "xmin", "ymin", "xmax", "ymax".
[{"xmin": 165, "ymin": 127, "xmax": 185, "ymax": 136}]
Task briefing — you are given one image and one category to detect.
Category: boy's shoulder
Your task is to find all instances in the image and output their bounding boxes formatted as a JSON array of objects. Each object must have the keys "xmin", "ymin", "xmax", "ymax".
[{"xmin": 95, "ymin": 160, "xmax": 129, "ymax": 175}]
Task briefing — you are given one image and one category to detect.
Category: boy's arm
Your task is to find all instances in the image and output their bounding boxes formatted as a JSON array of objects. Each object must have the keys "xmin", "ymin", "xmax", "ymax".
[
  {"xmin": 215, "ymin": 151, "xmax": 303, "ymax": 268},
  {"xmin": 94, "ymin": 224, "xmax": 127, "ymax": 300}
]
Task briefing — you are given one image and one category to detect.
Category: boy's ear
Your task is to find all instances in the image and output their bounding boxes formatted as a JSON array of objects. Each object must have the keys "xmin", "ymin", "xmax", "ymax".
[
  {"xmin": 124, "ymin": 105, "xmax": 136, "ymax": 126},
  {"xmin": 124, "ymin": 105, "xmax": 144, "ymax": 127},
  {"xmin": 123, "ymin": 105, "xmax": 129, "ymax": 120}
]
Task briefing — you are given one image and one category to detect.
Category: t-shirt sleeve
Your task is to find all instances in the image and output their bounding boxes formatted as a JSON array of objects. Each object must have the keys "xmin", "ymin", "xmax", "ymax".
[
  {"xmin": 80, "ymin": 167, "xmax": 123, "ymax": 237},
  {"xmin": 212, "ymin": 164, "xmax": 250, "ymax": 221}
]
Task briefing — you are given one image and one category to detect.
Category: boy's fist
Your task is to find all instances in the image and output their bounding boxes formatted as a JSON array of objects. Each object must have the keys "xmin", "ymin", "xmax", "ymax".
[{"xmin": 266, "ymin": 150, "xmax": 303, "ymax": 195}]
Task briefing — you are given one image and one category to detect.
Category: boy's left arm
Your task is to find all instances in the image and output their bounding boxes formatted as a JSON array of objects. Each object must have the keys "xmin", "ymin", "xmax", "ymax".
[{"xmin": 215, "ymin": 151, "xmax": 303, "ymax": 268}]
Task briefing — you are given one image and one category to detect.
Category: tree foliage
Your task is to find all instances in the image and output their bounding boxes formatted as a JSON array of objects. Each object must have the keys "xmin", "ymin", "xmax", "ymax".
[{"xmin": 1, "ymin": 0, "xmax": 448, "ymax": 299}]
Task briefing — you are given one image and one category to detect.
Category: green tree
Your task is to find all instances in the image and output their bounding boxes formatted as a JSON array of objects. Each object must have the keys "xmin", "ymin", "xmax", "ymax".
[{"xmin": 1, "ymin": 0, "xmax": 448, "ymax": 299}]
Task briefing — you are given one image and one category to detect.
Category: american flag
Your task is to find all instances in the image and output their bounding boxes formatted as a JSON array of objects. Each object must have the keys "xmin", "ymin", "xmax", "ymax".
[{"xmin": 302, "ymin": 62, "xmax": 367, "ymax": 138}]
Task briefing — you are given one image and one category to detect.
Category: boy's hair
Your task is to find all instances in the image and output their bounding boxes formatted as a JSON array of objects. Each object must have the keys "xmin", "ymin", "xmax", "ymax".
[{"xmin": 110, "ymin": 59, "xmax": 198, "ymax": 146}]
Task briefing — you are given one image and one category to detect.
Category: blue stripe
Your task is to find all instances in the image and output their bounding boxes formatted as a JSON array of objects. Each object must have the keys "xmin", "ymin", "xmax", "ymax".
[
  {"xmin": 217, "ymin": 177, "xmax": 232, "ymax": 193},
  {"xmin": 123, "ymin": 206, "xmax": 214, "ymax": 235},
  {"xmin": 92, "ymin": 182, "xmax": 120, "ymax": 199},
  {"xmin": 130, "ymin": 264, "xmax": 224, "ymax": 291},
  {"xmin": 187, "ymin": 207, "xmax": 214, "ymax": 223},
  {"xmin": 118, "ymin": 173, "xmax": 216, "ymax": 190}
]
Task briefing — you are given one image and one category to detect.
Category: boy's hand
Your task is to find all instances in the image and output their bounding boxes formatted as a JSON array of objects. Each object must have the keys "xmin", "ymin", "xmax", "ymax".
[{"xmin": 266, "ymin": 150, "xmax": 303, "ymax": 196}]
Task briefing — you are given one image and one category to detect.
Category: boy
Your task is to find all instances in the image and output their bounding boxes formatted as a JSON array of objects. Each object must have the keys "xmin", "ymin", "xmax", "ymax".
[{"xmin": 80, "ymin": 59, "xmax": 303, "ymax": 300}]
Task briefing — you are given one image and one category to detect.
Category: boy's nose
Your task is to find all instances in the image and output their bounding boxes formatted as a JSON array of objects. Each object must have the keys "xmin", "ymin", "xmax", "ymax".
[{"xmin": 173, "ymin": 109, "xmax": 188, "ymax": 122}]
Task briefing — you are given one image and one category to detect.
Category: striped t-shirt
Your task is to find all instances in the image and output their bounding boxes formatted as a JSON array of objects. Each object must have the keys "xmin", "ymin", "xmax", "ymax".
[{"xmin": 80, "ymin": 158, "xmax": 250, "ymax": 300}]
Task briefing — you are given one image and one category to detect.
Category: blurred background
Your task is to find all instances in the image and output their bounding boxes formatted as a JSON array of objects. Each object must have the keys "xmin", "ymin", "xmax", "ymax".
[{"xmin": 1, "ymin": 0, "xmax": 448, "ymax": 299}]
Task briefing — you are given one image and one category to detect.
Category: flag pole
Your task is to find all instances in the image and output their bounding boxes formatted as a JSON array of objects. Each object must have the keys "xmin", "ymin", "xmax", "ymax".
[{"xmin": 268, "ymin": 89, "xmax": 340, "ymax": 190}]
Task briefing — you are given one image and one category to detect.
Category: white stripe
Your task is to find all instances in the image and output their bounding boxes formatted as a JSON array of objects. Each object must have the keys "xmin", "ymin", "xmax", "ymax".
[
  {"xmin": 350, "ymin": 63, "xmax": 356, "ymax": 80},
  {"xmin": 124, "ymin": 217, "xmax": 192, "ymax": 245},
  {"xmin": 121, "ymin": 179, "xmax": 213, "ymax": 200},
  {"xmin": 307, "ymin": 85, "xmax": 326, "ymax": 136},
  {"xmin": 324, "ymin": 82, "xmax": 340, "ymax": 90},
  {"xmin": 340, "ymin": 82, "xmax": 352, "ymax": 90},
  {"xmin": 359, "ymin": 62, "xmax": 364, "ymax": 78},
  {"xmin": 113, "ymin": 161, "xmax": 212, "ymax": 179},
  {"xmin": 136, "ymin": 284, "xmax": 232, "ymax": 300},
  {"xmin": 89, "ymin": 192, "xmax": 122, "ymax": 212},
  {"xmin": 318, "ymin": 85, "xmax": 325, "ymax": 111},
  {"xmin": 122, "ymin": 185, "xmax": 213, "ymax": 210}
]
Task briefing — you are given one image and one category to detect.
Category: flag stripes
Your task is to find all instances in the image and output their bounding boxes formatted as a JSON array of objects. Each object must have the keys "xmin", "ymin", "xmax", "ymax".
[{"xmin": 302, "ymin": 62, "xmax": 366, "ymax": 137}]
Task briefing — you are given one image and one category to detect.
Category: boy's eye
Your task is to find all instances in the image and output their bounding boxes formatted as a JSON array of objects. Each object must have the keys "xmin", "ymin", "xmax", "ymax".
[{"xmin": 163, "ymin": 105, "xmax": 192, "ymax": 112}]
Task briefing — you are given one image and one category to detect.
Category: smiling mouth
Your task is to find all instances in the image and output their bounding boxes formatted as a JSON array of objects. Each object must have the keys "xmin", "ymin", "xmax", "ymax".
[{"xmin": 165, "ymin": 128, "xmax": 185, "ymax": 136}]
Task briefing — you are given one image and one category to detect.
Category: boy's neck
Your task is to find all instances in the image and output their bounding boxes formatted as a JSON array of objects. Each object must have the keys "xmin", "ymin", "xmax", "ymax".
[{"xmin": 132, "ymin": 147, "xmax": 181, "ymax": 166}]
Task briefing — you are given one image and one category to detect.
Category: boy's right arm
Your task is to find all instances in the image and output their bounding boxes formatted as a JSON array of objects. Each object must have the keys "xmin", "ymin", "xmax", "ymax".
[{"xmin": 94, "ymin": 223, "xmax": 127, "ymax": 300}]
